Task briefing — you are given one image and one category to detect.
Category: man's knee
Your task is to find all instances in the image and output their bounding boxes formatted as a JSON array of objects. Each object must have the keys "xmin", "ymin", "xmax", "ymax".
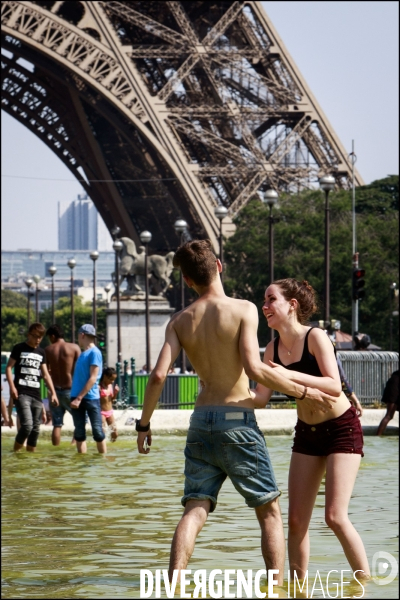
[
  {"xmin": 255, "ymin": 497, "xmax": 282, "ymax": 521},
  {"xmin": 182, "ymin": 499, "xmax": 211, "ymax": 526}
]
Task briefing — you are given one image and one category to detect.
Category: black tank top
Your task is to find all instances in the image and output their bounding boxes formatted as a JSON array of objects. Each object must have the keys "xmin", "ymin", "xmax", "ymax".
[{"xmin": 273, "ymin": 327, "xmax": 323, "ymax": 378}]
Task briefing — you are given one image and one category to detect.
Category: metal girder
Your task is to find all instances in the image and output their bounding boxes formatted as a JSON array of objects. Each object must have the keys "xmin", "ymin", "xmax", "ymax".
[{"xmin": 2, "ymin": 0, "xmax": 364, "ymax": 252}]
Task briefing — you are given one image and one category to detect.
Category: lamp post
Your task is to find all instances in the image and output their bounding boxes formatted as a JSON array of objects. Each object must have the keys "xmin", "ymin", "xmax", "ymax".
[
  {"xmin": 389, "ymin": 282, "xmax": 397, "ymax": 351},
  {"xmin": 260, "ymin": 190, "xmax": 279, "ymax": 343},
  {"xmin": 24, "ymin": 277, "xmax": 33, "ymax": 329},
  {"xmin": 140, "ymin": 230, "xmax": 152, "ymax": 372},
  {"xmin": 174, "ymin": 218, "xmax": 188, "ymax": 373},
  {"xmin": 104, "ymin": 283, "xmax": 112, "ymax": 303},
  {"xmin": 48, "ymin": 265, "xmax": 57, "ymax": 323},
  {"xmin": 32, "ymin": 275, "xmax": 41, "ymax": 322},
  {"xmin": 319, "ymin": 175, "xmax": 335, "ymax": 325},
  {"xmin": 113, "ymin": 239, "xmax": 124, "ymax": 364},
  {"xmin": 67, "ymin": 259, "xmax": 76, "ymax": 343},
  {"xmin": 90, "ymin": 251, "xmax": 99, "ymax": 329},
  {"xmin": 214, "ymin": 205, "xmax": 228, "ymax": 285}
]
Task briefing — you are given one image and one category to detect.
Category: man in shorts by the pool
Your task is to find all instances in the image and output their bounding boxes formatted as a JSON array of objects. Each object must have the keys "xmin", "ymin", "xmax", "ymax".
[
  {"xmin": 45, "ymin": 324, "xmax": 80, "ymax": 445},
  {"xmin": 136, "ymin": 240, "xmax": 337, "ymax": 583}
]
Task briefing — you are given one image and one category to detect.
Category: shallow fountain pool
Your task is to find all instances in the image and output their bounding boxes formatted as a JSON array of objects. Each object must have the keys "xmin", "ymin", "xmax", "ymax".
[{"xmin": 1, "ymin": 435, "xmax": 398, "ymax": 598}]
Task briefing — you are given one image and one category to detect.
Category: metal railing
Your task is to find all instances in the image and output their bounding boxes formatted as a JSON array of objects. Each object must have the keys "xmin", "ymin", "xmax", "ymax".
[{"xmin": 113, "ymin": 352, "xmax": 398, "ymax": 409}]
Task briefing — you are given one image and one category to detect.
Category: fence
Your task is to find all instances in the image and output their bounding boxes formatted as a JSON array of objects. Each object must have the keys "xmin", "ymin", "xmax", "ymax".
[{"xmin": 114, "ymin": 352, "xmax": 398, "ymax": 409}]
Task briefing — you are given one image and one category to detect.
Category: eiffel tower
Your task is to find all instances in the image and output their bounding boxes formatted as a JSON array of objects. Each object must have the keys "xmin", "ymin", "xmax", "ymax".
[{"xmin": 1, "ymin": 1, "xmax": 363, "ymax": 251}]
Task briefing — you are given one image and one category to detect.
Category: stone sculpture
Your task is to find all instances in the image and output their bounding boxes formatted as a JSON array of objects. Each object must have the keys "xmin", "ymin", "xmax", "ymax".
[{"xmin": 112, "ymin": 237, "xmax": 175, "ymax": 296}]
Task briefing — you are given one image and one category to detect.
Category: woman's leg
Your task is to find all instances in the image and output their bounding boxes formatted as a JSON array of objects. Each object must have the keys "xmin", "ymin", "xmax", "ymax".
[
  {"xmin": 107, "ymin": 415, "xmax": 118, "ymax": 441},
  {"xmin": 288, "ymin": 452, "xmax": 326, "ymax": 578},
  {"xmin": 325, "ymin": 453, "xmax": 370, "ymax": 576}
]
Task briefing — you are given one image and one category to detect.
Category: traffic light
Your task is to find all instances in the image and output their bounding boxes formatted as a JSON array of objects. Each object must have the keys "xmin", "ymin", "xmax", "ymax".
[
  {"xmin": 97, "ymin": 333, "xmax": 105, "ymax": 348},
  {"xmin": 352, "ymin": 268, "xmax": 365, "ymax": 301}
]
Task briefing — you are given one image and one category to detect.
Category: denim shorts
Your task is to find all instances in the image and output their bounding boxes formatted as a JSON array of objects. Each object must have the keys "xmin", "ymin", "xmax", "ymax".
[
  {"xmin": 50, "ymin": 388, "xmax": 72, "ymax": 427},
  {"xmin": 182, "ymin": 406, "xmax": 280, "ymax": 512}
]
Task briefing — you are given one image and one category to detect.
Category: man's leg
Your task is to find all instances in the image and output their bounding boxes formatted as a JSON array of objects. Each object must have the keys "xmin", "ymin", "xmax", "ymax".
[
  {"xmin": 254, "ymin": 498, "xmax": 286, "ymax": 585},
  {"xmin": 86, "ymin": 399, "xmax": 107, "ymax": 454},
  {"xmin": 71, "ymin": 401, "xmax": 87, "ymax": 452},
  {"xmin": 377, "ymin": 403, "xmax": 396, "ymax": 435},
  {"xmin": 26, "ymin": 398, "xmax": 44, "ymax": 452},
  {"xmin": 168, "ymin": 499, "xmax": 210, "ymax": 582},
  {"xmin": 14, "ymin": 395, "xmax": 33, "ymax": 451},
  {"xmin": 52, "ymin": 426, "xmax": 62, "ymax": 446}
]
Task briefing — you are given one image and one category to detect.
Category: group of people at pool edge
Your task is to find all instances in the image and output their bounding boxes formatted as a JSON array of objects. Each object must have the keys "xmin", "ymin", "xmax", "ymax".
[
  {"xmin": 7, "ymin": 238, "xmax": 394, "ymax": 583},
  {"xmin": 5, "ymin": 323, "xmax": 120, "ymax": 453}
]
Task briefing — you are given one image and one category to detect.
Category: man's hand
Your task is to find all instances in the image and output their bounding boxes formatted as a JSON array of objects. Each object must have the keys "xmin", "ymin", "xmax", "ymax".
[
  {"xmin": 50, "ymin": 394, "xmax": 59, "ymax": 407},
  {"xmin": 10, "ymin": 386, "xmax": 18, "ymax": 401},
  {"xmin": 42, "ymin": 408, "xmax": 47, "ymax": 424},
  {"xmin": 268, "ymin": 361, "xmax": 292, "ymax": 378},
  {"xmin": 302, "ymin": 388, "xmax": 337, "ymax": 413},
  {"xmin": 70, "ymin": 397, "xmax": 82, "ymax": 409},
  {"xmin": 137, "ymin": 429, "xmax": 152, "ymax": 454}
]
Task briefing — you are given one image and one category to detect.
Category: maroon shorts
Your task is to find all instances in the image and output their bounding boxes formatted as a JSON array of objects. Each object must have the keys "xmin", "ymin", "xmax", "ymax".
[{"xmin": 292, "ymin": 406, "xmax": 364, "ymax": 457}]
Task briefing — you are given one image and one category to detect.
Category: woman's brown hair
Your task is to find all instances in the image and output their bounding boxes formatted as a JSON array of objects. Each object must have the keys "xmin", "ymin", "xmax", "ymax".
[{"xmin": 273, "ymin": 278, "xmax": 318, "ymax": 324}]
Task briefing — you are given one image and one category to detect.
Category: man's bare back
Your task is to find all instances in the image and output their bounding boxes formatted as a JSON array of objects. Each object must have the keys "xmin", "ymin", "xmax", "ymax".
[
  {"xmin": 172, "ymin": 294, "xmax": 256, "ymax": 407},
  {"xmin": 45, "ymin": 339, "xmax": 80, "ymax": 388}
]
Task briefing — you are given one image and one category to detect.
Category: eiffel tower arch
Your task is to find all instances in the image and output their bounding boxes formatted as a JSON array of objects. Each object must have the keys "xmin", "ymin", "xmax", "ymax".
[{"xmin": 1, "ymin": 1, "xmax": 363, "ymax": 251}]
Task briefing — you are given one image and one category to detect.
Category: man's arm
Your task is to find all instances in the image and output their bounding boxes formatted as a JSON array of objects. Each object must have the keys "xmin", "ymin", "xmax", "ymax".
[
  {"xmin": 239, "ymin": 303, "xmax": 336, "ymax": 411},
  {"xmin": 137, "ymin": 320, "xmax": 181, "ymax": 454},
  {"xmin": 70, "ymin": 365, "xmax": 100, "ymax": 409},
  {"xmin": 5, "ymin": 358, "xmax": 18, "ymax": 401},
  {"xmin": 41, "ymin": 364, "xmax": 59, "ymax": 406}
]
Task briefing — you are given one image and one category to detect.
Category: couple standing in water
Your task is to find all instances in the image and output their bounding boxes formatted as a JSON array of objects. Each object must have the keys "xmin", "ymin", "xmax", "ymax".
[{"xmin": 136, "ymin": 239, "xmax": 370, "ymax": 583}]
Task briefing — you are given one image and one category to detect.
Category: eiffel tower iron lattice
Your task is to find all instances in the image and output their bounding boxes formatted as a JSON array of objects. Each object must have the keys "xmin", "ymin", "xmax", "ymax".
[{"xmin": 1, "ymin": 1, "xmax": 363, "ymax": 251}]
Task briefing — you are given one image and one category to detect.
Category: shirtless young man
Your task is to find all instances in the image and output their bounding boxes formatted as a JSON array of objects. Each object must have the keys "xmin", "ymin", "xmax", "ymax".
[
  {"xmin": 45, "ymin": 325, "xmax": 81, "ymax": 446},
  {"xmin": 136, "ymin": 240, "xmax": 338, "ymax": 583}
]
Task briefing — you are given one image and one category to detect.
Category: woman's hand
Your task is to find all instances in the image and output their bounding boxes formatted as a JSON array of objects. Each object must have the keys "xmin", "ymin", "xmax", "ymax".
[{"xmin": 349, "ymin": 393, "xmax": 363, "ymax": 417}]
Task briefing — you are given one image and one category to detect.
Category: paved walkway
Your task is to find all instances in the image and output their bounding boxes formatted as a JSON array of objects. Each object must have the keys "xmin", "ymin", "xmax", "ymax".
[{"xmin": 2, "ymin": 408, "xmax": 398, "ymax": 438}]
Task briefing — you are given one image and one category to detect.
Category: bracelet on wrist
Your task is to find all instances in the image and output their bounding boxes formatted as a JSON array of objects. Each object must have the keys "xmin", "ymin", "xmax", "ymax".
[
  {"xmin": 135, "ymin": 419, "xmax": 150, "ymax": 432},
  {"xmin": 297, "ymin": 386, "xmax": 307, "ymax": 401}
]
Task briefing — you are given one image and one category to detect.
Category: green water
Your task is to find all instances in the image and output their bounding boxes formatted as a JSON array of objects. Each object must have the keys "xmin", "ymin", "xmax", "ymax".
[{"xmin": 1, "ymin": 435, "xmax": 398, "ymax": 599}]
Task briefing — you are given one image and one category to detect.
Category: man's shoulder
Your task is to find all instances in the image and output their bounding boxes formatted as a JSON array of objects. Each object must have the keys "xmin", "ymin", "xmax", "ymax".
[{"xmin": 228, "ymin": 297, "xmax": 257, "ymax": 315}]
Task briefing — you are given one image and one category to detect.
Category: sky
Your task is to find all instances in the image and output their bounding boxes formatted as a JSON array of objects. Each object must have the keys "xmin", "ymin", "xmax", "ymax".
[{"xmin": 1, "ymin": 1, "xmax": 398, "ymax": 251}]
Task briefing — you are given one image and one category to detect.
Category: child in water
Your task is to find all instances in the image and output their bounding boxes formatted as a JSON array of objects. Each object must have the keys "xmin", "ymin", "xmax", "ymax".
[{"xmin": 99, "ymin": 367, "xmax": 120, "ymax": 441}]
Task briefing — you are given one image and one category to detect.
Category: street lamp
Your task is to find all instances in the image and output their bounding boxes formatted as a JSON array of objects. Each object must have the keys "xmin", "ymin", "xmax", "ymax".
[
  {"xmin": 389, "ymin": 282, "xmax": 397, "ymax": 351},
  {"xmin": 90, "ymin": 251, "xmax": 99, "ymax": 329},
  {"xmin": 113, "ymin": 239, "xmax": 124, "ymax": 364},
  {"xmin": 67, "ymin": 258, "xmax": 76, "ymax": 343},
  {"xmin": 319, "ymin": 175, "xmax": 335, "ymax": 324},
  {"xmin": 48, "ymin": 265, "xmax": 57, "ymax": 323},
  {"xmin": 174, "ymin": 218, "xmax": 188, "ymax": 373},
  {"xmin": 214, "ymin": 205, "xmax": 228, "ymax": 285},
  {"xmin": 261, "ymin": 190, "xmax": 279, "ymax": 342},
  {"xmin": 24, "ymin": 277, "xmax": 33, "ymax": 328},
  {"xmin": 32, "ymin": 275, "xmax": 41, "ymax": 322},
  {"xmin": 140, "ymin": 230, "xmax": 152, "ymax": 372},
  {"xmin": 104, "ymin": 283, "xmax": 112, "ymax": 304}
]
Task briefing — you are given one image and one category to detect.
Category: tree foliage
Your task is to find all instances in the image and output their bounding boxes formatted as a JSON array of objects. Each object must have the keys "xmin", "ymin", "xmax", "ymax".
[
  {"xmin": 1, "ymin": 289, "xmax": 30, "ymax": 309},
  {"xmin": 1, "ymin": 295, "xmax": 107, "ymax": 354},
  {"xmin": 224, "ymin": 177, "xmax": 399, "ymax": 350}
]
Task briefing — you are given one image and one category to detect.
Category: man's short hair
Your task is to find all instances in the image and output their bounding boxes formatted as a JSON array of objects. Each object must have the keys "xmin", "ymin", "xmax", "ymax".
[
  {"xmin": 28, "ymin": 322, "xmax": 46, "ymax": 336},
  {"xmin": 173, "ymin": 239, "xmax": 218, "ymax": 286},
  {"xmin": 46, "ymin": 324, "xmax": 64, "ymax": 339}
]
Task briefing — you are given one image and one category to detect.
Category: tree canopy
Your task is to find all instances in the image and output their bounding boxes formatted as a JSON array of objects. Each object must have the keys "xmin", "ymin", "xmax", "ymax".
[{"xmin": 224, "ymin": 176, "xmax": 399, "ymax": 351}]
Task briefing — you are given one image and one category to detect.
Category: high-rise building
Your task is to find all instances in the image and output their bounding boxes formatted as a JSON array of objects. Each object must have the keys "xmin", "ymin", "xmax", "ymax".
[{"xmin": 58, "ymin": 193, "xmax": 113, "ymax": 251}]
